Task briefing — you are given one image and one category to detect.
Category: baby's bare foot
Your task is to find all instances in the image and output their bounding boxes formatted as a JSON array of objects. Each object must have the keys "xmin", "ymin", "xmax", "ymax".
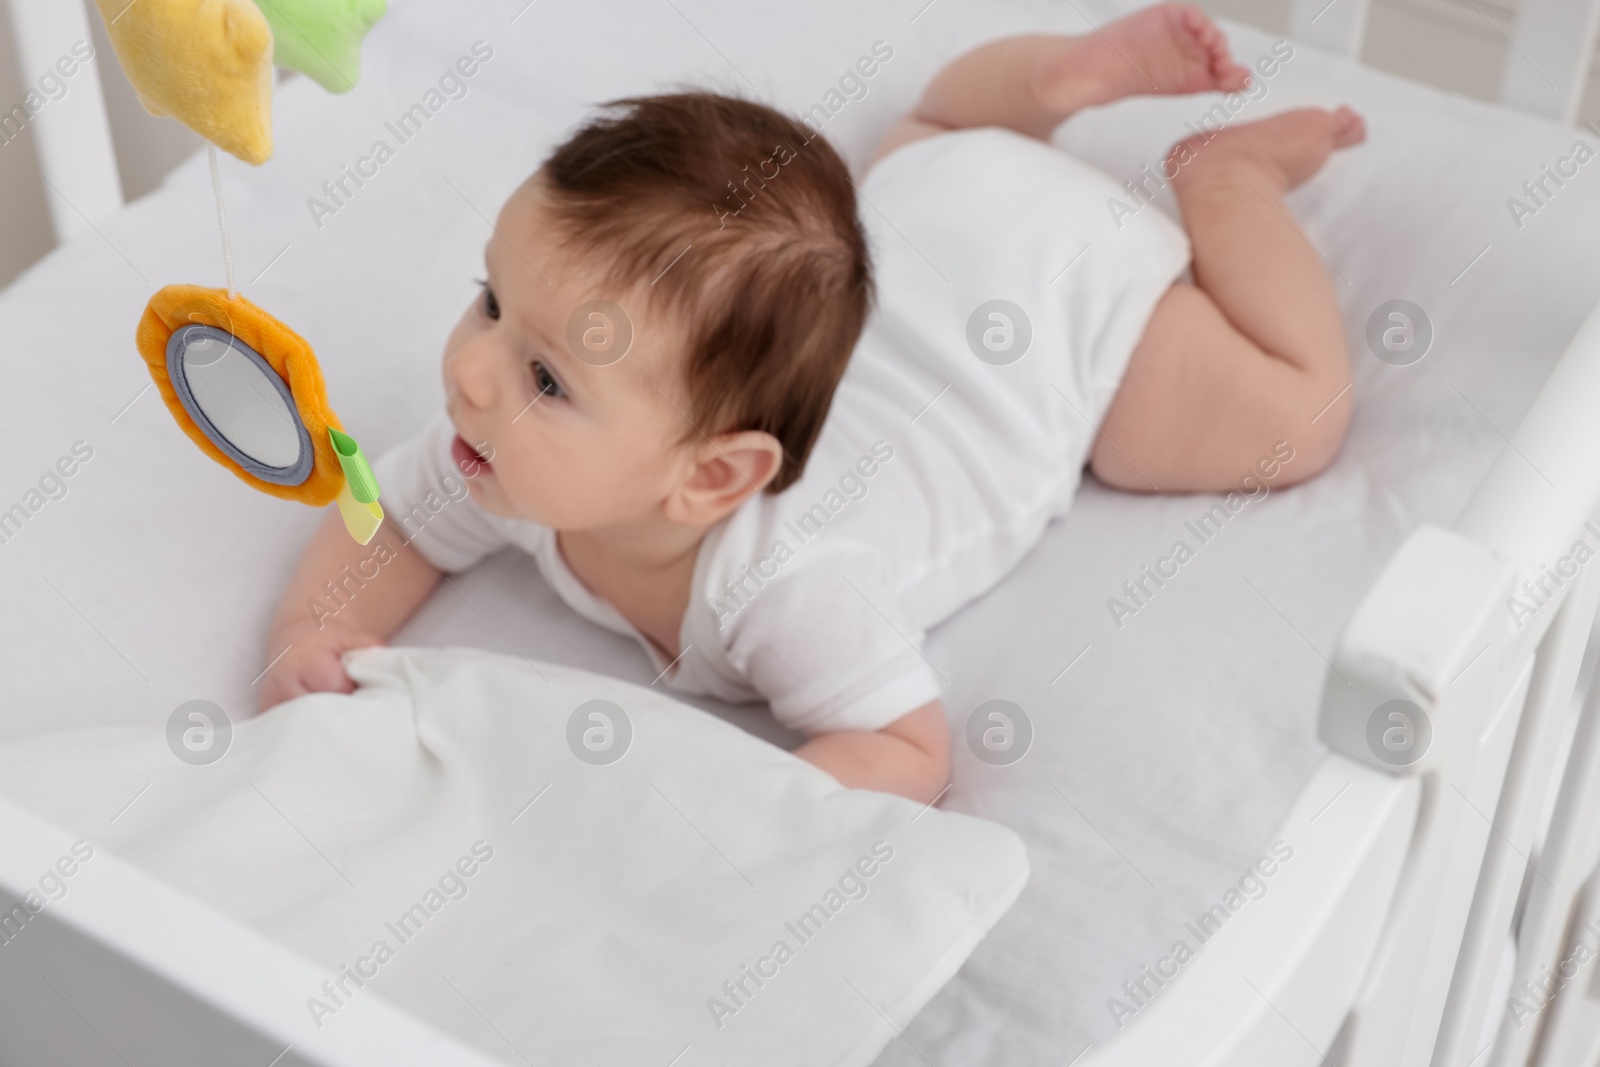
[
  {"xmin": 1172, "ymin": 106, "xmax": 1367, "ymax": 191},
  {"xmin": 1036, "ymin": 4, "xmax": 1251, "ymax": 113}
]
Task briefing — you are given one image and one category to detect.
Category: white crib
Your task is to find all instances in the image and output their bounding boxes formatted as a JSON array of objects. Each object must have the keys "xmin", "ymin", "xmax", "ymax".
[{"xmin": 8, "ymin": 0, "xmax": 1600, "ymax": 1063}]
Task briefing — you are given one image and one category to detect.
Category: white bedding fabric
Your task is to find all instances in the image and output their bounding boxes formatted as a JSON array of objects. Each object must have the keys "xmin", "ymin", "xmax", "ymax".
[
  {"xmin": 0, "ymin": 646, "xmax": 1029, "ymax": 1066},
  {"xmin": 3, "ymin": 0, "xmax": 1600, "ymax": 1059}
]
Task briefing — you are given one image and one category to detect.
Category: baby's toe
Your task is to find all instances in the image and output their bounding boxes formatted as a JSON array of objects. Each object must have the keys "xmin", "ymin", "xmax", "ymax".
[
  {"xmin": 1203, "ymin": 44, "xmax": 1244, "ymax": 91},
  {"xmin": 1331, "ymin": 105, "xmax": 1367, "ymax": 147},
  {"xmin": 1186, "ymin": 15, "xmax": 1240, "ymax": 83},
  {"xmin": 1188, "ymin": 8, "xmax": 1227, "ymax": 52},
  {"xmin": 1176, "ymin": 3, "xmax": 1216, "ymax": 36}
]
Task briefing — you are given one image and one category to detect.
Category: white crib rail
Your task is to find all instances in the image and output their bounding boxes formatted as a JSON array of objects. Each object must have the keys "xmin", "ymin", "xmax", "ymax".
[
  {"xmin": 1314, "ymin": 300, "xmax": 1600, "ymax": 1064},
  {"xmin": 1439, "ymin": 562, "xmax": 1600, "ymax": 1067},
  {"xmin": 1323, "ymin": 300, "xmax": 1600, "ymax": 1065},
  {"xmin": 1502, "ymin": 0, "xmax": 1600, "ymax": 124},
  {"xmin": 1314, "ymin": 530, "xmax": 1539, "ymax": 1065},
  {"xmin": 1075, "ymin": 757, "xmax": 1419, "ymax": 1065},
  {"xmin": 6, "ymin": 0, "xmax": 122, "ymax": 241},
  {"xmin": 1453, "ymin": 300, "xmax": 1600, "ymax": 1064},
  {"xmin": 0, "ymin": 796, "xmax": 505, "ymax": 1067},
  {"xmin": 1288, "ymin": 0, "xmax": 1600, "ymax": 123}
]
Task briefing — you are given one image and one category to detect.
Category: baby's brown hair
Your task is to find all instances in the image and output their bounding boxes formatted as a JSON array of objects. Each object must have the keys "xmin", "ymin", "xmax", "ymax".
[{"xmin": 540, "ymin": 91, "xmax": 873, "ymax": 493}]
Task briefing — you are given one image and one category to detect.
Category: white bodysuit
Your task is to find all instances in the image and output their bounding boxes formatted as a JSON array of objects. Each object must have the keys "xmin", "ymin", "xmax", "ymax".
[{"xmin": 374, "ymin": 127, "xmax": 1191, "ymax": 734}]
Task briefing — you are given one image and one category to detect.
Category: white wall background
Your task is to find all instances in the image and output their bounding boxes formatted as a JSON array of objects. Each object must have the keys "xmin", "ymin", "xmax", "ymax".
[{"xmin": 0, "ymin": 0, "xmax": 1597, "ymax": 290}]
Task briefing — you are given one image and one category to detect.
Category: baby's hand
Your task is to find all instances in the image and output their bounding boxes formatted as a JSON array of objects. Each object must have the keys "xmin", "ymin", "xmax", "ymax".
[{"xmin": 258, "ymin": 619, "xmax": 384, "ymax": 712}]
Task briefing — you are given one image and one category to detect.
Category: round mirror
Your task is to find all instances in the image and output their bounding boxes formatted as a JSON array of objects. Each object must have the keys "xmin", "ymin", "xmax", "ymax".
[{"xmin": 166, "ymin": 325, "xmax": 313, "ymax": 485}]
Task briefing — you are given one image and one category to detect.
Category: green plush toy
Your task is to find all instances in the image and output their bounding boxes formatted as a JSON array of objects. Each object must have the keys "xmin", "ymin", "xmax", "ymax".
[{"xmin": 253, "ymin": 0, "xmax": 388, "ymax": 93}]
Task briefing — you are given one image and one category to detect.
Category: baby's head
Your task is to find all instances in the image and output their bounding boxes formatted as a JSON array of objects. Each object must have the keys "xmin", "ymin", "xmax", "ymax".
[{"xmin": 443, "ymin": 91, "xmax": 871, "ymax": 534}]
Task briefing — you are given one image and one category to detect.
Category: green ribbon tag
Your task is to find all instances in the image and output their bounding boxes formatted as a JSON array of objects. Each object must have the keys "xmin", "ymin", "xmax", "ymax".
[{"xmin": 329, "ymin": 428, "xmax": 380, "ymax": 504}]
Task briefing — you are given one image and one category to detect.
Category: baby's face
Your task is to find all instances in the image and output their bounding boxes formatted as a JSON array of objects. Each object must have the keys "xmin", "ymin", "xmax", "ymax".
[{"xmin": 441, "ymin": 180, "xmax": 694, "ymax": 531}]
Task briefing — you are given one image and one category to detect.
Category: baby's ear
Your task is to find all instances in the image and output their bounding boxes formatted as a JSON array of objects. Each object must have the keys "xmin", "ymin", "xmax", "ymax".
[{"xmin": 670, "ymin": 431, "xmax": 784, "ymax": 525}]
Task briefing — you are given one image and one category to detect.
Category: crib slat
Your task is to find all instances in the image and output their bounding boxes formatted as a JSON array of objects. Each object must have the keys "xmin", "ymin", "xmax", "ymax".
[
  {"xmin": 1338, "ymin": 671, "xmax": 1536, "ymax": 1064},
  {"xmin": 4, "ymin": 0, "xmax": 123, "ymax": 241},
  {"xmin": 1287, "ymin": 0, "xmax": 1370, "ymax": 59},
  {"xmin": 1500, "ymin": 0, "xmax": 1600, "ymax": 123},
  {"xmin": 1528, "ymin": 875, "xmax": 1600, "ymax": 1062},
  {"xmin": 1495, "ymin": 610, "xmax": 1600, "ymax": 1064},
  {"xmin": 1434, "ymin": 561, "xmax": 1600, "ymax": 1066}
]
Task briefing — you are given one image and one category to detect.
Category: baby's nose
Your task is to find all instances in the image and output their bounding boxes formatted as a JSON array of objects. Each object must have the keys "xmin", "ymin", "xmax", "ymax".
[{"xmin": 446, "ymin": 340, "xmax": 499, "ymax": 409}]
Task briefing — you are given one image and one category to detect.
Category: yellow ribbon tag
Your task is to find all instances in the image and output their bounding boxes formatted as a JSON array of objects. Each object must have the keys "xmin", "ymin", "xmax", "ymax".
[{"xmin": 334, "ymin": 480, "xmax": 384, "ymax": 544}]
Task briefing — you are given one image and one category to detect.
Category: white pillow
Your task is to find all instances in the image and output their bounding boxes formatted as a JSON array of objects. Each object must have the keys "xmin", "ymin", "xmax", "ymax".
[{"xmin": 0, "ymin": 646, "xmax": 1028, "ymax": 1066}]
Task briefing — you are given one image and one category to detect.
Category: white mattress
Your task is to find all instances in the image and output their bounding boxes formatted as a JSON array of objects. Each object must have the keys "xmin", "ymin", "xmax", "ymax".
[{"xmin": 2, "ymin": 0, "xmax": 1597, "ymax": 1060}]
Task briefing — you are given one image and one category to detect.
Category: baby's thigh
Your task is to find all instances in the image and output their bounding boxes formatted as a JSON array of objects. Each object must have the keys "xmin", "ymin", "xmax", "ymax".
[
  {"xmin": 1090, "ymin": 282, "xmax": 1340, "ymax": 493},
  {"xmin": 865, "ymin": 115, "xmax": 952, "ymax": 172}
]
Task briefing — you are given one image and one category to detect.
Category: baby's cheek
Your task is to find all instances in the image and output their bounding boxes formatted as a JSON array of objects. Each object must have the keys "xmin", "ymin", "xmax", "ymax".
[
  {"xmin": 489, "ymin": 456, "xmax": 584, "ymax": 523},
  {"xmin": 563, "ymin": 464, "xmax": 655, "ymax": 525}
]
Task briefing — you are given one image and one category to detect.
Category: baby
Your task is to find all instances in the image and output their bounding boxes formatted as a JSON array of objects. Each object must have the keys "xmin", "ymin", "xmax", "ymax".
[{"xmin": 261, "ymin": 5, "xmax": 1362, "ymax": 803}]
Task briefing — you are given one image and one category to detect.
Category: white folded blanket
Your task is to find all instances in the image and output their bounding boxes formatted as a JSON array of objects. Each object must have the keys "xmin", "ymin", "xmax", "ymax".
[{"xmin": 0, "ymin": 646, "xmax": 1028, "ymax": 1066}]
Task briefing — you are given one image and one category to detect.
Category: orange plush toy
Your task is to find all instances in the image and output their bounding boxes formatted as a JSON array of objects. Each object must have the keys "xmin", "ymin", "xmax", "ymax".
[{"xmin": 137, "ymin": 285, "xmax": 346, "ymax": 506}]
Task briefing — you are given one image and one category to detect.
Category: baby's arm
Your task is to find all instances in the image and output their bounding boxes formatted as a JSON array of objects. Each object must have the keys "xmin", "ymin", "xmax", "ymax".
[
  {"xmin": 258, "ymin": 511, "xmax": 442, "ymax": 710},
  {"xmin": 794, "ymin": 701, "xmax": 950, "ymax": 803}
]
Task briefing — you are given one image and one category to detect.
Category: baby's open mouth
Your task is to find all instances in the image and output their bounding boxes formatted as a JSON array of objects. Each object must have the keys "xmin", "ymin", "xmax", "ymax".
[{"xmin": 451, "ymin": 434, "xmax": 493, "ymax": 476}]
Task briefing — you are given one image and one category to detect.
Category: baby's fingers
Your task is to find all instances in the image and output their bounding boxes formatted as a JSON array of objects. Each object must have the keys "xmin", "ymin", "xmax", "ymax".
[
  {"xmin": 257, "ymin": 669, "xmax": 309, "ymax": 712},
  {"xmin": 257, "ymin": 651, "xmax": 348, "ymax": 711},
  {"xmin": 300, "ymin": 651, "xmax": 360, "ymax": 695}
]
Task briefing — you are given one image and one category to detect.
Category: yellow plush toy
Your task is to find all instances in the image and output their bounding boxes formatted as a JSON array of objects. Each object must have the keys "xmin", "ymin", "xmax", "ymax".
[
  {"xmin": 94, "ymin": 0, "xmax": 274, "ymax": 164},
  {"xmin": 93, "ymin": 0, "xmax": 391, "ymax": 162}
]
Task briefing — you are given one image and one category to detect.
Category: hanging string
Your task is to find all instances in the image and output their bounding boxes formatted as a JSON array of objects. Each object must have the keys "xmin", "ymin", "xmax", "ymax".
[{"xmin": 207, "ymin": 144, "xmax": 238, "ymax": 299}]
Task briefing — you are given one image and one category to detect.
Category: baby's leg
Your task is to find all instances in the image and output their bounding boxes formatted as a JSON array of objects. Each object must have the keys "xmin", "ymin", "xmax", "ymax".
[
  {"xmin": 1090, "ymin": 108, "xmax": 1365, "ymax": 492},
  {"xmin": 794, "ymin": 702, "xmax": 950, "ymax": 803},
  {"xmin": 872, "ymin": 4, "xmax": 1249, "ymax": 165}
]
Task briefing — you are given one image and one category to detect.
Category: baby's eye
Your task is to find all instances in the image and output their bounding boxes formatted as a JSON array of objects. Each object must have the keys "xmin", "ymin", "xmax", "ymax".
[
  {"xmin": 476, "ymin": 279, "xmax": 500, "ymax": 321},
  {"xmin": 531, "ymin": 360, "xmax": 565, "ymax": 399}
]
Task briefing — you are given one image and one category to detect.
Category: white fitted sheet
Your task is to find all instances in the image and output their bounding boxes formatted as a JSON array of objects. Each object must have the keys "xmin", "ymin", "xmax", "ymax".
[{"xmin": 1, "ymin": 0, "xmax": 1598, "ymax": 1059}]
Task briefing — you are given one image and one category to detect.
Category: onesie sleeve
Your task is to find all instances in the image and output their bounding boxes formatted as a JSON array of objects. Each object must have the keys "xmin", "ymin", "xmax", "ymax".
[
  {"xmin": 371, "ymin": 414, "xmax": 511, "ymax": 573},
  {"xmin": 721, "ymin": 546, "xmax": 943, "ymax": 735}
]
